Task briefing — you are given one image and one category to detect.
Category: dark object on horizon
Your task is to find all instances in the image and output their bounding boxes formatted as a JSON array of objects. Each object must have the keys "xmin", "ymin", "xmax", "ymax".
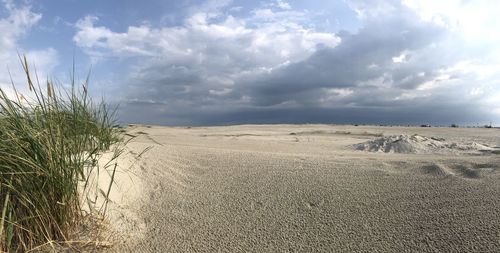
[
  {"xmin": 485, "ymin": 125, "xmax": 492, "ymax": 128},
  {"xmin": 420, "ymin": 124, "xmax": 431, "ymax": 127},
  {"xmin": 451, "ymin": 124, "xmax": 458, "ymax": 128},
  {"xmin": 354, "ymin": 124, "xmax": 359, "ymax": 126}
]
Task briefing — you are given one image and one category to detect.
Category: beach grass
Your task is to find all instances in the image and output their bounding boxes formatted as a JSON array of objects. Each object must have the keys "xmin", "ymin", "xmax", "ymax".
[{"xmin": 0, "ymin": 57, "xmax": 122, "ymax": 251}]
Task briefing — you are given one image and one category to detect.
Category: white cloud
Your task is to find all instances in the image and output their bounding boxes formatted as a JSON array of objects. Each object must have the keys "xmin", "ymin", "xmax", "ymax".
[
  {"xmin": 73, "ymin": 5, "xmax": 340, "ymax": 81},
  {"xmin": 0, "ymin": 1, "xmax": 58, "ymax": 97},
  {"xmin": 74, "ymin": 4, "xmax": 339, "ymax": 58},
  {"xmin": 276, "ymin": 1, "xmax": 291, "ymax": 10},
  {"xmin": 0, "ymin": 3, "xmax": 41, "ymax": 50},
  {"xmin": 346, "ymin": 0, "xmax": 398, "ymax": 19},
  {"xmin": 392, "ymin": 51, "xmax": 410, "ymax": 63},
  {"xmin": 403, "ymin": 0, "xmax": 500, "ymax": 43}
]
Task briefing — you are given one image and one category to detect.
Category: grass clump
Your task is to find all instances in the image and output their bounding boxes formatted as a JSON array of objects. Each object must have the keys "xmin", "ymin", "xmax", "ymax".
[{"xmin": 0, "ymin": 57, "xmax": 122, "ymax": 252}]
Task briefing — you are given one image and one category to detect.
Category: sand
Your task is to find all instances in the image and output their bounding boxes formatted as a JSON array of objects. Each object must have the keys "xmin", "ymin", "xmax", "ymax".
[
  {"xmin": 103, "ymin": 124, "xmax": 500, "ymax": 252},
  {"xmin": 355, "ymin": 134, "xmax": 498, "ymax": 154}
]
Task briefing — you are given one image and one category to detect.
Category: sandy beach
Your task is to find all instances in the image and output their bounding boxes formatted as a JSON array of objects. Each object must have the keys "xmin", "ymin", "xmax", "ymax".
[{"xmin": 104, "ymin": 124, "xmax": 500, "ymax": 252}]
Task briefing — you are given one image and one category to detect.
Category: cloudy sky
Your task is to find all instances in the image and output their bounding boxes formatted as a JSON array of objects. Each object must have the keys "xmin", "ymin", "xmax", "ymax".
[{"xmin": 1, "ymin": 0, "xmax": 500, "ymax": 126}]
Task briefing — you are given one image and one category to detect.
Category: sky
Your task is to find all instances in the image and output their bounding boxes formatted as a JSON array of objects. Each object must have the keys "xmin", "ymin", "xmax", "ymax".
[{"xmin": 1, "ymin": 0, "xmax": 500, "ymax": 126}]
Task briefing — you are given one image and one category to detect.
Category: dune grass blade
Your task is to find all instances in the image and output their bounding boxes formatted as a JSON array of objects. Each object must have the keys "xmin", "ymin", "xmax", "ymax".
[{"xmin": 0, "ymin": 57, "xmax": 123, "ymax": 252}]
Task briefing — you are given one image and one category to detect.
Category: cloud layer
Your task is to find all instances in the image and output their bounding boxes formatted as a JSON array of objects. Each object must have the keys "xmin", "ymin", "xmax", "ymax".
[
  {"xmin": 73, "ymin": 0, "xmax": 500, "ymax": 125},
  {"xmin": 0, "ymin": 1, "xmax": 58, "ymax": 97}
]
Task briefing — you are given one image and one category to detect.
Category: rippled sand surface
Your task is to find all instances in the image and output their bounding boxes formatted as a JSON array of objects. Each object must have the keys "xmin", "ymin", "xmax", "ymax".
[{"xmin": 108, "ymin": 124, "xmax": 500, "ymax": 252}]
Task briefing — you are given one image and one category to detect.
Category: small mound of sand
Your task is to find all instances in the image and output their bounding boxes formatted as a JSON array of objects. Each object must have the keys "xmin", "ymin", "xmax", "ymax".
[
  {"xmin": 419, "ymin": 162, "xmax": 498, "ymax": 179},
  {"xmin": 421, "ymin": 163, "xmax": 455, "ymax": 177},
  {"xmin": 355, "ymin": 134, "xmax": 496, "ymax": 154}
]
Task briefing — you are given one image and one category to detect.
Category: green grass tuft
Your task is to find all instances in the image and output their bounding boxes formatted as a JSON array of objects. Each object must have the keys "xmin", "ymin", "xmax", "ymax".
[{"xmin": 0, "ymin": 56, "xmax": 123, "ymax": 252}]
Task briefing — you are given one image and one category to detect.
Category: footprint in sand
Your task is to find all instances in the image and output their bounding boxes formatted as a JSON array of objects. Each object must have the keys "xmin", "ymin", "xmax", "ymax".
[
  {"xmin": 250, "ymin": 201, "xmax": 264, "ymax": 211},
  {"xmin": 305, "ymin": 199, "xmax": 324, "ymax": 210}
]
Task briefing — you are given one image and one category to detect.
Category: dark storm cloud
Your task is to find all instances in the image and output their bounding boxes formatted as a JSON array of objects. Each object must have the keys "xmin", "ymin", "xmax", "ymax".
[
  {"xmin": 77, "ymin": 0, "xmax": 500, "ymax": 126},
  {"xmin": 238, "ymin": 8, "xmax": 448, "ymax": 107},
  {"xmin": 119, "ymin": 101, "xmax": 494, "ymax": 126}
]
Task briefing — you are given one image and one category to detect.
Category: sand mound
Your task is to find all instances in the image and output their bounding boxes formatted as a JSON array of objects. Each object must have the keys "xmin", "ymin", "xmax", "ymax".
[
  {"xmin": 419, "ymin": 162, "xmax": 498, "ymax": 179},
  {"xmin": 355, "ymin": 134, "xmax": 496, "ymax": 154},
  {"xmin": 421, "ymin": 163, "xmax": 456, "ymax": 177}
]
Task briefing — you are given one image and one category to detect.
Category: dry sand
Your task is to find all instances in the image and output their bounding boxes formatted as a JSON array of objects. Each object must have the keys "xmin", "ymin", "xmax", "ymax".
[{"xmin": 103, "ymin": 124, "xmax": 500, "ymax": 252}]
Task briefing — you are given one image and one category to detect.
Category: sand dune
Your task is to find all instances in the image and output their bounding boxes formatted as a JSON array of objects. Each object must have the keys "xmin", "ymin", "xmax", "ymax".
[{"xmin": 104, "ymin": 124, "xmax": 500, "ymax": 252}]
